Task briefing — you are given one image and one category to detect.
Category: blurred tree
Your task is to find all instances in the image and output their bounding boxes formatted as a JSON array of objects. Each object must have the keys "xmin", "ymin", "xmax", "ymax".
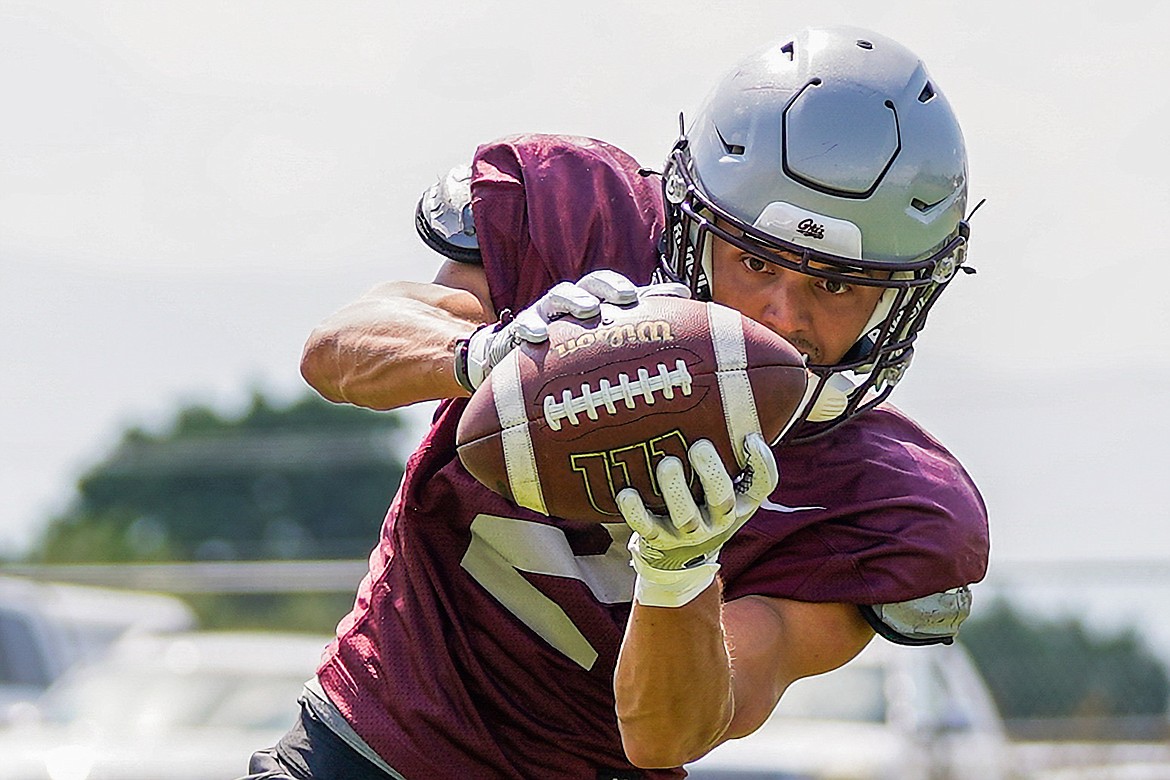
[
  {"xmin": 962, "ymin": 600, "xmax": 1169, "ymax": 729},
  {"xmin": 30, "ymin": 392, "xmax": 409, "ymax": 563}
]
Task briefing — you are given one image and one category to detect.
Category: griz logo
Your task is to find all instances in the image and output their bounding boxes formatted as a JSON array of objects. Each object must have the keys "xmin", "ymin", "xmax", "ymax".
[
  {"xmin": 797, "ymin": 218, "xmax": 825, "ymax": 240},
  {"xmin": 569, "ymin": 430, "xmax": 692, "ymax": 515}
]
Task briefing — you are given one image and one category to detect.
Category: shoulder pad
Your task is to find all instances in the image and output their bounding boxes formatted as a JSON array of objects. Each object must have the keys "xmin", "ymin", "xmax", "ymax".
[
  {"xmin": 859, "ymin": 586, "xmax": 972, "ymax": 646},
  {"xmin": 415, "ymin": 164, "xmax": 481, "ymax": 263}
]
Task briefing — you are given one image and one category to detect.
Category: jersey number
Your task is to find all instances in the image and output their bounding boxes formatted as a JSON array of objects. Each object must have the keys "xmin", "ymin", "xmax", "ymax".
[{"xmin": 460, "ymin": 514, "xmax": 634, "ymax": 670}]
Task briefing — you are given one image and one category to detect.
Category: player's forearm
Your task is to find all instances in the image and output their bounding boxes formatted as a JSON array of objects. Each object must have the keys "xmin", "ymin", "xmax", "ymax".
[
  {"xmin": 301, "ymin": 281, "xmax": 489, "ymax": 410},
  {"xmin": 614, "ymin": 582, "xmax": 734, "ymax": 768}
]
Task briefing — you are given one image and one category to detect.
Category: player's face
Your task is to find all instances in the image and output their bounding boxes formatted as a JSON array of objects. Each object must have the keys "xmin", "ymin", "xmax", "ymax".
[{"xmin": 709, "ymin": 235, "xmax": 888, "ymax": 366}]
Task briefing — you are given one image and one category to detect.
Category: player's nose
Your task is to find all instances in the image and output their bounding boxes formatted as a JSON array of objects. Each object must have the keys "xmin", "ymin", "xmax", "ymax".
[{"xmin": 755, "ymin": 271, "xmax": 813, "ymax": 344}]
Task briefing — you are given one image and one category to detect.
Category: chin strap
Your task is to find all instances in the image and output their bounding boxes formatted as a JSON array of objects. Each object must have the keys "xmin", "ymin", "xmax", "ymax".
[{"xmin": 800, "ymin": 373, "xmax": 855, "ymax": 424}]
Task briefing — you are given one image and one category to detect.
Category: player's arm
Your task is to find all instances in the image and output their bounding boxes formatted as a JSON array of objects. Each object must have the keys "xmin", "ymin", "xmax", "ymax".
[
  {"xmin": 615, "ymin": 586, "xmax": 872, "ymax": 768},
  {"xmin": 612, "ymin": 436, "xmax": 874, "ymax": 767},
  {"xmin": 301, "ymin": 262, "xmax": 652, "ymax": 410},
  {"xmin": 721, "ymin": 594, "xmax": 874, "ymax": 738},
  {"xmin": 300, "ymin": 260, "xmax": 495, "ymax": 411}
]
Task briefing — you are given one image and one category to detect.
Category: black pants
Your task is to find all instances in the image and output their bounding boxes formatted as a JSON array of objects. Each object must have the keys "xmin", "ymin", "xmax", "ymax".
[
  {"xmin": 241, "ymin": 703, "xmax": 646, "ymax": 780},
  {"xmin": 240, "ymin": 703, "xmax": 396, "ymax": 780}
]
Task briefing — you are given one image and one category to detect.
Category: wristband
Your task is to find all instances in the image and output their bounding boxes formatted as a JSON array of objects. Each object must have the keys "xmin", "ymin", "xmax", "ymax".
[
  {"xmin": 629, "ymin": 552, "xmax": 719, "ymax": 608},
  {"xmin": 463, "ymin": 322, "xmax": 497, "ymax": 391},
  {"xmin": 454, "ymin": 309, "xmax": 517, "ymax": 394},
  {"xmin": 453, "ymin": 335, "xmax": 474, "ymax": 393}
]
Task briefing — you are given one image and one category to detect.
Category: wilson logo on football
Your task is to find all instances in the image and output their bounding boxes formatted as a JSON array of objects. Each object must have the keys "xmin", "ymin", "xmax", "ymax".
[
  {"xmin": 542, "ymin": 361, "xmax": 693, "ymax": 431},
  {"xmin": 551, "ymin": 319, "xmax": 674, "ymax": 358},
  {"xmin": 797, "ymin": 218, "xmax": 825, "ymax": 239}
]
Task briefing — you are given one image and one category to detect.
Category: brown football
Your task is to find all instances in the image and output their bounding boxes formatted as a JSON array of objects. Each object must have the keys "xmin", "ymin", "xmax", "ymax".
[{"xmin": 455, "ymin": 295, "xmax": 808, "ymax": 524}]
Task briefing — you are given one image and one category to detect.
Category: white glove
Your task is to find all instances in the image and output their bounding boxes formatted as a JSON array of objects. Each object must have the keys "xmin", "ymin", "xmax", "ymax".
[
  {"xmin": 617, "ymin": 434, "xmax": 778, "ymax": 608},
  {"xmin": 454, "ymin": 270, "xmax": 688, "ymax": 392}
]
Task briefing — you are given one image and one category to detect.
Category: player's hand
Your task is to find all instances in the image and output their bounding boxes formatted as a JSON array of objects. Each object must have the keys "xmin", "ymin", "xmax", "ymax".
[
  {"xmin": 455, "ymin": 270, "xmax": 683, "ymax": 392},
  {"xmin": 617, "ymin": 433, "xmax": 778, "ymax": 607},
  {"xmin": 511, "ymin": 269, "xmax": 638, "ymax": 342}
]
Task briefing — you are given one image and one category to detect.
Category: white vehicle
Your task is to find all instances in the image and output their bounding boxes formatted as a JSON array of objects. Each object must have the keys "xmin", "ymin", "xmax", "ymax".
[
  {"xmin": 686, "ymin": 639, "xmax": 1009, "ymax": 780},
  {"xmin": 0, "ymin": 576, "xmax": 195, "ymax": 718},
  {"xmin": 0, "ymin": 631, "xmax": 329, "ymax": 780}
]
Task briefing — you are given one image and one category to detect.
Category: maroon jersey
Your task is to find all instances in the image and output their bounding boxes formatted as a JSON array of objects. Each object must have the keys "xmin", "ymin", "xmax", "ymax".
[{"xmin": 317, "ymin": 134, "xmax": 988, "ymax": 779}]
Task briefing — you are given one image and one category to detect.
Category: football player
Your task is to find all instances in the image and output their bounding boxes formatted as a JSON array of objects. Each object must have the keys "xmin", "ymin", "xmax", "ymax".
[{"xmin": 243, "ymin": 25, "xmax": 988, "ymax": 780}]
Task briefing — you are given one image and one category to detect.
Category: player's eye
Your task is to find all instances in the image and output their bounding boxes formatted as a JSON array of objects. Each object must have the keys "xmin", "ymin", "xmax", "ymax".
[
  {"xmin": 818, "ymin": 278, "xmax": 852, "ymax": 295},
  {"xmin": 741, "ymin": 256, "xmax": 771, "ymax": 274}
]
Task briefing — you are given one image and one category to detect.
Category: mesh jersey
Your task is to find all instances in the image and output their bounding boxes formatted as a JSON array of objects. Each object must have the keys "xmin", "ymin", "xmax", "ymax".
[{"xmin": 317, "ymin": 134, "xmax": 989, "ymax": 779}]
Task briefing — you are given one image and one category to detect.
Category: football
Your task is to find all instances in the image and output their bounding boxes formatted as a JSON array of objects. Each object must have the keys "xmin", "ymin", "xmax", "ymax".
[{"xmin": 455, "ymin": 295, "xmax": 808, "ymax": 524}]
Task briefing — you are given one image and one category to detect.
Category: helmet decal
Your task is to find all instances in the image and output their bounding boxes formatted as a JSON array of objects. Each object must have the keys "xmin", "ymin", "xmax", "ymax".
[{"xmin": 752, "ymin": 202, "xmax": 863, "ymax": 259}]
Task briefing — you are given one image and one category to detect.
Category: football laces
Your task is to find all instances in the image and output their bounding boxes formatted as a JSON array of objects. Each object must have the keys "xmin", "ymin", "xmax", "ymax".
[{"xmin": 542, "ymin": 360, "xmax": 693, "ymax": 431}]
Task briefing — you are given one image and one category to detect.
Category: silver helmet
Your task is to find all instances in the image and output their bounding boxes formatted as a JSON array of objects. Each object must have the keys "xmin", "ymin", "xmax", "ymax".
[{"xmin": 658, "ymin": 26, "xmax": 973, "ymax": 442}]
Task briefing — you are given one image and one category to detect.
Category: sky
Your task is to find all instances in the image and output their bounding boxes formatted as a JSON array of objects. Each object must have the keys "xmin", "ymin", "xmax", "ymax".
[{"xmin": 2, "ymin": 0, "xmax": 1169, "ymax": 579}]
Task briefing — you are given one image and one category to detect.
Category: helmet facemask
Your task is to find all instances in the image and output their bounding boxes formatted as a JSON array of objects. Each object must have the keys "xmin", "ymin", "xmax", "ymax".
[{"xmin": 657, "ymin": 141, "xmax": 971, "ymax": 444}]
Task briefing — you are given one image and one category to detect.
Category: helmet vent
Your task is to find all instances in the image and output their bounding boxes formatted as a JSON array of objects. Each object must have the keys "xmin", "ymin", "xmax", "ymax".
[
  {"xmin": 715, "ymin": 126, "xmax": 745, "ymax": 156},
  {"xmin": 856, "ymin": 39, "xmax": 874, "ymax": 50},
  {"xmin": 911, "ymin": 196, "xmax": 946, "ymax": 213},
  {"xmin": 918, "ymin": 82, "xmax": 936, "ymax": 103},
  {"xmin": 780, "ymin": 41, "xmax": 795, "ymax": 60}
]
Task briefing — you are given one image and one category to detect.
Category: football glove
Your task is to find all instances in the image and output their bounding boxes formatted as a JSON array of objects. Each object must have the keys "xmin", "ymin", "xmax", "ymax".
[
  {"xmin": 617, "ymin": 434, "xmax": 778, "ymax": 608},
  {"xmin": 453, "ymin": 270, "xmax": 688, "ymax": 392}
]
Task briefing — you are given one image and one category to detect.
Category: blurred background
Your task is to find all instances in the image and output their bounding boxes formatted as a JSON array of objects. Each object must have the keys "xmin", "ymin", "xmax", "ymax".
[{"xmin": 3, "ymin": 1, "xmax": 1169, "ymax": 777}]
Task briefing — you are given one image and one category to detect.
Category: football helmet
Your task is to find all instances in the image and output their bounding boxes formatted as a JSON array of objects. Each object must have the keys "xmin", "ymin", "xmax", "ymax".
[{"xmin": 657, "ymin": 26, "xmax": 972, "ymax": 442}]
